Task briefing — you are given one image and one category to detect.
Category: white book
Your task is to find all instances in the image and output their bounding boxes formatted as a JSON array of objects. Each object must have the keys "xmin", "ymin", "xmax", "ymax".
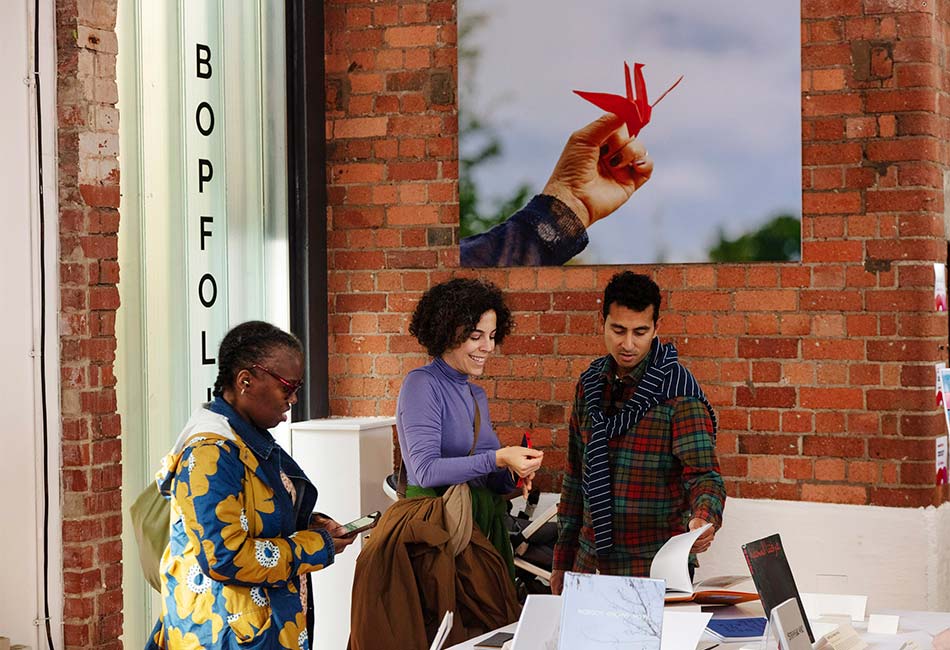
[
  {"xmin": 511, "ymin": 594, "xmax": 561, "ymax": 650},
  {"xmin": 771, "ymin": 597, "xmax": 813, "ymax": 650},
  {"xmin": 429, "ymin": 610, "xmax": 454, "ymax": 650},
  {"xmin": 558, "ymin": 572, "xmax": 665, "ymax": 649}
]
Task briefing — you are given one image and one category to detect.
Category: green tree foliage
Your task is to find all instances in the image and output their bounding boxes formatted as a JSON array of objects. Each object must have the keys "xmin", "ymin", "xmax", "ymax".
[
  {"xmin": 458, "ymin": 12, "xmax": 533, "ymax": 239},
  {"xmin": 708, "ymin": 214, "xmax": 801, "ymax": 262}
]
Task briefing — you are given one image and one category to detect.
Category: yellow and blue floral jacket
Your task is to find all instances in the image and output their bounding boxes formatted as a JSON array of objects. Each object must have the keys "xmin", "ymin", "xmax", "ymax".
[{"xmin": 146, "ymin": 399, "xmax": 334, "ymax": 650}]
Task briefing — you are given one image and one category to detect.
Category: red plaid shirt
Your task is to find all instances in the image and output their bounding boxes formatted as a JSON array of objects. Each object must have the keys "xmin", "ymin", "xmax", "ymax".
[{"xmin": 553, "ymin": 353, "xmax": 725, "ymax": 576}]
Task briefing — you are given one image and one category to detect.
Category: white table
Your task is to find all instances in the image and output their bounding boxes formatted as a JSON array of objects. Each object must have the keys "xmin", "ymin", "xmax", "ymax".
[{"xmin": 447, "ymin": 603, "xmax": 950, "ymax": 650}]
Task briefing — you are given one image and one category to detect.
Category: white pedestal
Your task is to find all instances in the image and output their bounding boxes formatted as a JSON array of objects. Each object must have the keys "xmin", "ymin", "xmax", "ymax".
[{"xmin": 288, "ymin": 416, "xmax": 396, "ymax": 650}]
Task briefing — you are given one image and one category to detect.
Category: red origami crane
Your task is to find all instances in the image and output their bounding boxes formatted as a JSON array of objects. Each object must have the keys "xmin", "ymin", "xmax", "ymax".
[{"xmin": 574, "ymin": 62, "xmax": 683, "ymax": 138}]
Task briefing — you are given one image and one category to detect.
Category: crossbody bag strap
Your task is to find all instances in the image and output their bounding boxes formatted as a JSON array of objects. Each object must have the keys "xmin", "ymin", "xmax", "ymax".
[{"xmin": 468, "ymin": 384, "xmax": 481, "ymax": 456}]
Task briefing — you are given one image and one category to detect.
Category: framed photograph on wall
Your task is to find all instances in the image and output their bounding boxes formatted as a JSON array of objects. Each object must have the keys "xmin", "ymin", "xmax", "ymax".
[{"xmin": 459, "ymin": 0, "xmax": 802, "ymax": 266}]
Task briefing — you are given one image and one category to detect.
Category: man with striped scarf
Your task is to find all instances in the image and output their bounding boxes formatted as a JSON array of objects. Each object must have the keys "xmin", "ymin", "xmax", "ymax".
[{"xmin": 551, "ymin": 271, "xmax": 725, "ymax": 594}]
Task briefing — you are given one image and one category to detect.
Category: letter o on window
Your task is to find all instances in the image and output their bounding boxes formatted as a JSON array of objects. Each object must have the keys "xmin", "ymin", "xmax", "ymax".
[
  {"xmin": 198, "ymin": 273, "xmax": 217, "ymax": 307},
  {"xmin": 196, "ymin": 102, "xmax": 215, "ymax": 136}
]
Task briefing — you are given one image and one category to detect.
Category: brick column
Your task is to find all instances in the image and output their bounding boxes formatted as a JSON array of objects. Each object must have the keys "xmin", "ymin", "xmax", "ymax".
[{"xmin": 56, "ymin": 0, "xmax": 123, "ymax": 648}]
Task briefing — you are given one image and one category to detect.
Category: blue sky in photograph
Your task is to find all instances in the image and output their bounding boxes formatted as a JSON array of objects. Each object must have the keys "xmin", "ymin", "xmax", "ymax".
[{"xmin": 459, "ymin": 0, "xmax": 802, "ymax": 264}]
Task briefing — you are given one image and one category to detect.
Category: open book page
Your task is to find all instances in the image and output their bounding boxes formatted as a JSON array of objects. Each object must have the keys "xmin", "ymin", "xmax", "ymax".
[{"xmin": 649, "ymin": 523, "xmax": 711, "ymax": 594}]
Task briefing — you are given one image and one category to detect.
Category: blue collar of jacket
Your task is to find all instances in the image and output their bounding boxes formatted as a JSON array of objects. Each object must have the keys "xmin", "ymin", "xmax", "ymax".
[{"xmin": 209, "ymin": 395, "xmax": 279, "ymax": 460}]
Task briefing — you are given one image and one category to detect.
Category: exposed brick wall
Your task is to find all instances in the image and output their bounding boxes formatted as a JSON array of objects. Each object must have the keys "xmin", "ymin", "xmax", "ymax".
[
  {"xmin": 324, "ymin": 0, "xmax": 950, "ymax": 509},
  {"xmin": 57, "ymin": 0, "xmax": 123, "ymax": 648}
]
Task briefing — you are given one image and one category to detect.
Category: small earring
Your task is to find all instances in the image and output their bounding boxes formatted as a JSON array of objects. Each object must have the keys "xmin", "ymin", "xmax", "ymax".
[{"xmin": 241, "ymin": 387, "xmax": 246, "ymax": 395}]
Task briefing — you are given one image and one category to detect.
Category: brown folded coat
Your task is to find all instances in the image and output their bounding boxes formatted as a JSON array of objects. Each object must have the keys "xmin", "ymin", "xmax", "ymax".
[{"xmin": 348, "ymin": 489, "xmax": 521, "ymax": 650}]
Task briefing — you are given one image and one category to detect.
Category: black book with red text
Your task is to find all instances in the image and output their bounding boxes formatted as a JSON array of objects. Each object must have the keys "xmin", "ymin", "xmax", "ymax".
[{"xmin": 741, "ymin": 533, "xmax": 814, "ymax": 643}]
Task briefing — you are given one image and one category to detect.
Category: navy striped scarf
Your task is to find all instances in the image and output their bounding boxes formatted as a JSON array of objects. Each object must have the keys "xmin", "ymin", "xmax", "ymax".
[{"xmin": 581, "ymin": 338, "xmax": 717, "ymax": 557}]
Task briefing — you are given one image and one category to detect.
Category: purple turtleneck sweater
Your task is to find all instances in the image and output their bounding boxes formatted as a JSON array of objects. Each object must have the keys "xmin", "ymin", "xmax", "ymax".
[{"xmin": 396, "ymin": 357, "xmax": 517, "ymax": 493}]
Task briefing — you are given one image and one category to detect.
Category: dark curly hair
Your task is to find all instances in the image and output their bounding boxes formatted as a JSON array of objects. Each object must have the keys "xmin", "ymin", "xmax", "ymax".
[
  {"xmin": 213, "ymin": 321, "xmax": 303, "ymax": 396},
  {"xmin": 409, "ymin": 278, "xmax": 513, "ymax": 357},
  {"xmin": 602, "ymin": 271, "xmax": 661, "ymax": 323}
]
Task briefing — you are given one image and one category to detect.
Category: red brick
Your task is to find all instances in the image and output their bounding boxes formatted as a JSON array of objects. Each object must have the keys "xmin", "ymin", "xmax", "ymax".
[
  {"xmin": 815, "ymin": 458, "xmax": 847, "ymax": 481},
  {"xmin": 62, "ymin": 519, "xmax": 103, "ymax": 543},
  {"xmin": 869, "ymin": 437, "xmax": 933, "ymax": 461},
  {"xmin": 866, "ymin": 188, "xmax": 942, "ymax": 212},
  {"xmin": 900, "ymin": 461, "xmax": 937, "ymax": 486},
  {"xmin": 79, "ymin": 234, "xmax": 118, "ymax": 259},
  {"xmin": 869, "ymin": 487, "xmax": 932, "ymax": 507},
  {"xmin": 750, "ymin": 361, "xmax": 781, "ymax": 383},
  {"xmin": 750, "ymin": 410, "xmax": 781, "ymax": 432},
  {"xmin": 384, "ymin": 26, "xmax": 439, "ymax": 48},
  {"xmin": 784, "ymin": 457, "xmax": 814, "ymax": 480},
  {"xmin": 732, "ymin": 290, "xmax": 797, "ymax": 312},
  {"xmin": 551, "ymin": 292, "xmax": 600, "ymax": 312},
  {"xmin": 739, "ymin": 481, "xmax": 801, "ymax": 501},
  {"xmin": 867, "ymin": 339, "xmax": 938, "ymax": 362},
  {"xmin": 801, "ymin": 387, "xmax": 864, "ymax": 409},
  {"xmin": 866, "ymin": 89, "xmax": 935, "ymax": 113},
  {"xmin": 803, "ymin": 435, "xmax": 865, "ymax": 457},
  {"xmin": 739, "ymin": 434, "xmax": 800, "ymax": 455},
  {"xmin": 736, "ymin": 386, "xmax": 796, "ymax": 408},
  {"xmin": 332, "ymin": 116, "xmax": 387, "ymax": 138},
  {"xmin": 330, "ymin": 163, "xmax": 385, "ymax": 184},
  {"xmin": 801, "ymin": 241, "xmax": 863, "ymax": 263},
  {"xmin": 782, "ymin": 411, "xmax": 814, "ymax": 433},
  {"xmin": 800, "ymin": 289, "xmax": 863, "ymax": 311},
  {"xmin": 803, "ymin": 143, "xmax": 863, "ymax": 165},
  {"xmin": 802, "ymin": 338, "xmax": 864, "ymax": 360},
  {"xmin": 803, "ymin": 191, "xmax": 863, "ymax": 215},
  {"xmin": 747, "ymin": 455, "xmax": 782, "ymax": 479},
  {"xmin": 336, "ymin": 293, "xmax": 387, "ymax": 313},
  {"xmin": 738, "ymin": 337, "xmax": 799, "ymax": 359},
  {"xmin": 801, "ymin": 483, "xmax": 867, "ymax": 504},
  {"xmin": 89, "ymin": 286, "xmax": 119, "ymax": 310},
  {"xmin": 814, "ymin": 411, "xmax": 845, "ymax": 434},
  {"xmin": 79, "ymin": 184, "xmax": 119, "ymax": 207},
  {"xmin": 802, "ymin": 93, "xmax": 862, "ymax": 116},
  {"xmin": 866, "ymin": 388, "xmax": 933, "ymax": 411}
]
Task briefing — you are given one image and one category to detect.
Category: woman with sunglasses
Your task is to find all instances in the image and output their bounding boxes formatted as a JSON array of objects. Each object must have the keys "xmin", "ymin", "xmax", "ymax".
[{"xmin": 146, "ymin": 321, "xmax": 354, "ymax": 650}]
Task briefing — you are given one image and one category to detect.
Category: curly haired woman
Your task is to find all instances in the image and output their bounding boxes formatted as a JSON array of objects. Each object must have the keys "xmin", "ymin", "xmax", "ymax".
[
  {"xmin": 146, "ymin": 321, "xmax": 354, "ymax": 650},
  {"xmin": 397, "ymin": 278, "xmax": 544, "ymax": 572}
]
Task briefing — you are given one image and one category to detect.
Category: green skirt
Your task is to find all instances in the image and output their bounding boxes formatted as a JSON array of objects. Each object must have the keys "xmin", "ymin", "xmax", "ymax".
[{"xmin": 405, "ymin": 484, "xmax": 515, "ymax": 581}]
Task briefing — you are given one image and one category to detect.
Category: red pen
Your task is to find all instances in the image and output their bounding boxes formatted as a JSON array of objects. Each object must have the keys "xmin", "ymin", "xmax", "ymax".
[{"xmin": 517, "ymin": 431, "xmax": 533, "ymax": 488}]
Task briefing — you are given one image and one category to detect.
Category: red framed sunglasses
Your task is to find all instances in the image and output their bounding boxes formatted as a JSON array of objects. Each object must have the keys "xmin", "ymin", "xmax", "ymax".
[{"xmin": 250, "ymin": 363, "xmax": 304, "ymax": 396}]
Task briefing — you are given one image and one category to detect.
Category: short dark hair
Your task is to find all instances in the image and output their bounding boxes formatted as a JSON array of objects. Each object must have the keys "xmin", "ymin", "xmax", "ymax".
[
  {"xmin": 602, "ymin": 271, "xmax": 661, "ymax": 323},
  {"xmin": 409, "ymin": 278, "xmax": 513, "ymax": 357},
  {"xmin": 213, "ymin": 321, "xmax": 303, "ymax": 396}
]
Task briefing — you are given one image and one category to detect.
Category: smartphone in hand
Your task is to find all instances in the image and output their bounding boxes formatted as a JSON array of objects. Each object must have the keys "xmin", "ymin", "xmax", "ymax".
[{"xmin": 337, "ymin": 511, "xmax": 381, "ymax": 537}]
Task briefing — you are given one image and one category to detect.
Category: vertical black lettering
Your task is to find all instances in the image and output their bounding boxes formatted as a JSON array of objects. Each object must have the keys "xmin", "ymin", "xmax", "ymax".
[
  {"xmin": 198, "ymin": 159, "xmax": 213, "ymax": 193},
  {"xmin": 196, "ymin": 43, "xmax": 212, "ymax": 79},
  {"xmin": 200, "ymin": 216, "xmax": 214, "ymax": 251},
  {"xmin": 201, "ymin": 331, "xmax": 216, "ymax": 365},
  {"xmin": 198, "ymin": 273, "xmax": 218, "ymax": 307},
  {"xmin": 196, "ymin": 102, "xmax": 215, "ymax": 136}
]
